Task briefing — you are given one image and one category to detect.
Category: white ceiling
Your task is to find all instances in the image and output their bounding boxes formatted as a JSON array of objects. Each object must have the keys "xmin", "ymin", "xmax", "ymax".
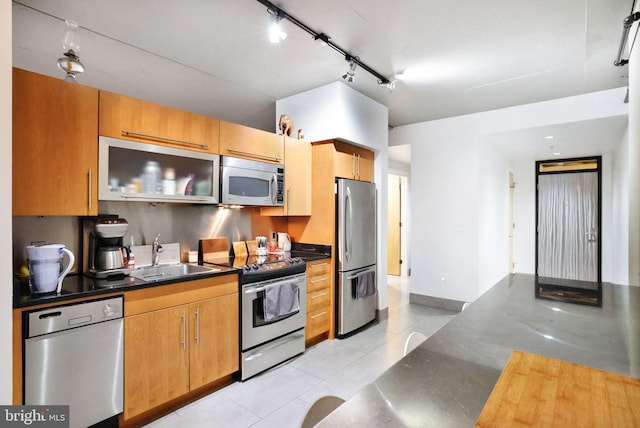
[{"xmin": 11, "ymin": 0, "xmax": 633, "ymax": 163}]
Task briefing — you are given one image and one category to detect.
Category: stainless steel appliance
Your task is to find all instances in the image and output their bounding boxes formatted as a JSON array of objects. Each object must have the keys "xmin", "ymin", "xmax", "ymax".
[
  {"xmin": 84, "ymin": 217, "xmax": 131, "ymax": 278},
  {"xmin": 209, "ymin": 255, "xmax": 306, "ymax": 380},
  {"xmin": 220, "ymin": 156, "xmax": 284, "ymax": 206},
  {"xmin": 24, "ymin": 296, "xmax": 124, "ymax": 428},
  {"xmin": 336, "ymin": 178, "xmax": 377, "ymax": 337}
]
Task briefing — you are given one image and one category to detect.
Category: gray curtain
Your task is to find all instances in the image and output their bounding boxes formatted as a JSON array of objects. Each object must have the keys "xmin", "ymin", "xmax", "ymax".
[{"xmin": 537, "ymin": 172, "xmax": 598, "ymax": 282}]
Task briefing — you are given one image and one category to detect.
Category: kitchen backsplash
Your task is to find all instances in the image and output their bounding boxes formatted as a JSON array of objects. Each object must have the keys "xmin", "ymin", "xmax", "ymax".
[{"xmin": 13, "ymin": 201, "xmax": 285, "ymax": 271}]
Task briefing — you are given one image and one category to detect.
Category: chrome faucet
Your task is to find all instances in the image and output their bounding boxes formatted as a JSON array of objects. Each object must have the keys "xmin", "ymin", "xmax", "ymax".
[{"xmin": 152, "ymin": 233, "xmax": 163, "ymax": 266}]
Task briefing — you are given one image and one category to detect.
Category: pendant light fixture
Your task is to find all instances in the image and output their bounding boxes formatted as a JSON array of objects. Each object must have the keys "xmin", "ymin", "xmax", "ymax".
[{"xmin": 56, "ymin": 20, "xmax": 85, "ymax": 83}]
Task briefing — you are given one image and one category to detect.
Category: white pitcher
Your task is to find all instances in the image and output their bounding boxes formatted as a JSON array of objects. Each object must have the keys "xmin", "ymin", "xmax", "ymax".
[
  {"xmin": 277, "ymin": 233, "xmax": 291, "ymax": 252},
  {"xmin": 27, "ymin": 244, "xmax": 75, "ymax": 294}
]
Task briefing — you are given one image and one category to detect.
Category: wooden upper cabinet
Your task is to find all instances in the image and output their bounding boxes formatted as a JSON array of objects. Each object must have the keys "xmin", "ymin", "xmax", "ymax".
[
  {"xmin": 333, "ymin": 141, "xmax": 374, "ymax": 182},
  {"xmin": 12, "ymin": 68, "xmax": 99, "ymax": 216},
  {"xmin": 99, "ymin": 91, "xmax": 220, "ymax": 153},
  {"xmin": 261, "ymin": 136, "xmax": 312, "ymax": 216},
  {"xmin": 219, "ymin": 121, "xmax": 284, "ymax": 164}
]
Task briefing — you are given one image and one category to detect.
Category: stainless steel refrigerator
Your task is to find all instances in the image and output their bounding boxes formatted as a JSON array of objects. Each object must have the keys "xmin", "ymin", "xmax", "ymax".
[{"xmin": 336, "ymin": 178, "xmax": 377, "ymax": 337}]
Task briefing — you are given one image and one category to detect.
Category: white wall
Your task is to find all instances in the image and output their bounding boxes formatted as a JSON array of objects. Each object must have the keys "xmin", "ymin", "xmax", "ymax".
[
  {"xmin": 629, "ymin": 38, "xmax": 640, "ymax": 286},
  {"xmin": 477, "ymin": 143, "xmax": 510, "ymax": 295},
  {"xmin": 511, "ymin": 159, "xmax": 537, "ymax": 274},
  {"xmin": 276, "ymin": 82, "xmax": 390, "ymax": 309},
  {"xmin": 612, "ymin": 128, "xmax": 630, "ymax": 285},
  {"xmin": 390, "ymin": 88, "xmax": 629, "ymax": 302},
  {"xmin": 1, "ymin": 0, "xmax": 13, "ymax": 403}
]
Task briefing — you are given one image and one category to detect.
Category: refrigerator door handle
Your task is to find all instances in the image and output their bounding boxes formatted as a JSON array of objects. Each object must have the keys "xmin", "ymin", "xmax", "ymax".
[{"xmin": 345, "ymin": 186, "xmax": 353, "ymax": 262}]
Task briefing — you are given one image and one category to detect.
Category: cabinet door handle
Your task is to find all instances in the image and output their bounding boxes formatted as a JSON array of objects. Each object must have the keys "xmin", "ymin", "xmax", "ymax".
[
  {"xmin": 352, "ymin": 153, "xmax": 356, "ymax": 177},
  {"xmin": 181, "ymin": 311, "xmax": 186, "ymax": 350},
  {"xmin": 311, "ymin": 311, "xmax": 328, "ymax": 319},
  {"xmin": 119, "ymin": 194, "xmax": 209, "ymax": 202},
  {"xmin": 287, "ymin": 188, "xmax": 291, "ymax": 211},
  {"xmin": 195, "ymin": 308, "xmax": 200, "ymax": 345},
  {"xmin": 121, "ymin": 129, "xmax": 208, "ymax": 149},
  {"xmin": 357, "ymin": 154, "xmax": 361, "ymax": 177},
  {"xmin": 310, "ymin": 262, "xmax": 329, "ymax": 268},
  {"xmin": 310, "ymin": 292, "xmax": 328, "ymax": 299},
  {"xmin": 88, "ymin": 168, "xmax": 92, "ymax": 212},
  {"xmin": 226, "ymin": 148, "xmax": 282, "ymax": 163}
]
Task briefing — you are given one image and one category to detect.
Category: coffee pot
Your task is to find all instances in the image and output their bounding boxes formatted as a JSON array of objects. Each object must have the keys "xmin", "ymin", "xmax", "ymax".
[
  {"xmin": 26, "ymin": 244, "xmax": 75, "ymax": 294},
  {"xmin": 95, "ymin": 246, "xmax": 130, "ymax": 271}
]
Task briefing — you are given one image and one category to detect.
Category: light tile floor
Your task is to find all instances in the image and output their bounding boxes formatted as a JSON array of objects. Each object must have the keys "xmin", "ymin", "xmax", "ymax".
[{"xmin": 144, "ymin": 275, "xmax": 458, "ymax": 428}]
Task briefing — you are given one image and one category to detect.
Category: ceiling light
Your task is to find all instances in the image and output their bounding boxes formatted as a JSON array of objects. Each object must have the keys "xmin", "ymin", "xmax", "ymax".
[
  {"xmin": 257, "ymin": 0, "xmax": 392, "ymax": 88},
  {"xmin": 545, "ymin": 135, "xmax": 554, "ymax": 139},
  {"xmin": 342, "ymin": 57, "xmax": 357, "ymax": 83},
  {"xmin": 378, "ymin": 79, "xmax": 397, "ymax": 91},
  {"xmin": 56, "ymin": 20, "xmax": 84, "ymax": 83},
  {"xmin": 268, "ymin": 10, "xmax": 287, "ymax": 43}
]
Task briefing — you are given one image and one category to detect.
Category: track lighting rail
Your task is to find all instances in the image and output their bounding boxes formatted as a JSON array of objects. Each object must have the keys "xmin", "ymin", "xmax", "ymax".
[
  {"xmin": 256, "ymin": 0, "xmax": 391, "ymax": 85},
  {"xmin": 614, "ymin": 10, "xmax": 640, "ymax": 66}
]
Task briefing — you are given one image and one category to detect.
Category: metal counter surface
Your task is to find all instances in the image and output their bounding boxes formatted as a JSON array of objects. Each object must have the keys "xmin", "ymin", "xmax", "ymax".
[{"xmin": 318, "ymin": 274, "xmax": 640, "ymax": 427}]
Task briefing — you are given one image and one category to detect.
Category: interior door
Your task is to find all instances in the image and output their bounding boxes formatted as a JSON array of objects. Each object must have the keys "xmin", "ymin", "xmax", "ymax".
[
  {"xmin": 536, "ymin": 158, "xmax": 601, "ymax": 290},
  {"xmin": 387, "ymin": 174, "xmax": 402, "ymax": 275}
]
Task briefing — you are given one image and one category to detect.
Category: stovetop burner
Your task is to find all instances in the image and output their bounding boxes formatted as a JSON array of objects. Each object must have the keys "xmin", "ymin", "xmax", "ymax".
[{"xmin": 204, "ymin": 254, "xmax": 306, "ymax": 284}]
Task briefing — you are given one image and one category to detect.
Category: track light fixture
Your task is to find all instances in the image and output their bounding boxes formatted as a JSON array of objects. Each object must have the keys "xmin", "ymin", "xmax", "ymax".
[
  {"xmin": 342, "ymin": 57, "xmax": 357, "ymax": 83},
  {"xmin": 268, "ymin": 8, "xmax": 287, "ymax": 43},
  {"xmin": 256, "ymin": 0, "xmax": 392, "ymax": 87},
  {"xmin": 614, "ymin": 9, "xmax": 640, "ymax": 66}
]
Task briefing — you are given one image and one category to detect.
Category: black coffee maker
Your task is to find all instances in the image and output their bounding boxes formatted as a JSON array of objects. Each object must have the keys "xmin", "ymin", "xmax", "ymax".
[{"xmin": 84, "ymin": 217, "xmax": 131, "ymax": 278}]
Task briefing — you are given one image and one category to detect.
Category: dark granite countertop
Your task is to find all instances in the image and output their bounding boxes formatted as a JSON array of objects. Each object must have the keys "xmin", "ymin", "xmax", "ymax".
[
  {"xmin": 318, "ymin": 274, "xmax": 640, "ymax": 427},
  {"xmin": 14, "ymin": 242, "xmax": 330, "ymax": 309},
  {"xmin": 13, "ymin": 264, "xmax": 239, "ymax": 309}
]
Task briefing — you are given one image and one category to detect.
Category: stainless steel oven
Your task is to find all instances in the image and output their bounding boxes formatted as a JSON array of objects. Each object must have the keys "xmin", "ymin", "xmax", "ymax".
[
  {"xmin": 239, "ymin": 259, "xmax": 306, "ymax": 380},
  {"xmin": 221, "ymin": 156, "xmax": 284, "ymax": 206}
]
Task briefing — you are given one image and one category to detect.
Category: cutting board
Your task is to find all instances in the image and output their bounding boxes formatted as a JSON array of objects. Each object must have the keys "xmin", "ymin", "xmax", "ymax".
[
  {"xmin": 198, "ymin": 238, "xmax": 229, "ymax": 262},
  {"xmin": 232, "ymin": 241, "xmax": 248, "ymax": 257},
  {"xmin": 475, "ymin": 350, "xmax": 640, "ymax": 427},
  {"xmin": 246, "ymin": 240, "xmax": 258, "ymax": 255}
]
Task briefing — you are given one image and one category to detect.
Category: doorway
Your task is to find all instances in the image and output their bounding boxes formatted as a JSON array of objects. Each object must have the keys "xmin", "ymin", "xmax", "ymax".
[
  {"xmin": 387, "ymin": 174, "xmax": 406, "ymax": 276},
  {"xmin": 535, "ymin": 157, "xmax": 602, "ymax": 306}
]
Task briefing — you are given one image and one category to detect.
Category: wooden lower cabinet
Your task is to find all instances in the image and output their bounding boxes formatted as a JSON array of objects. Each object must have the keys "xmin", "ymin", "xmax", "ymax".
[
  {"xmin": 305, "ymin": 259, "xmax": 332, "ymax": 344},
  {"xmin": 189, "ymin": 295, "xmax": 239, "ymax": 389},
  {"xmin": 124, "ymin": 306, "xmax": 190, "ymax": 417},
  {"xmin": 122, "ymin": 275, "xmax": 239, "ymax": 421}
]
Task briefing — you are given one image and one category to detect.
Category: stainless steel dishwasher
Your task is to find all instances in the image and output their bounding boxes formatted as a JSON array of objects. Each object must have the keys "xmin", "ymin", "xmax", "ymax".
[{"xmin": 24, "ymin": 296, "xmax": 124, "ymax": 428}]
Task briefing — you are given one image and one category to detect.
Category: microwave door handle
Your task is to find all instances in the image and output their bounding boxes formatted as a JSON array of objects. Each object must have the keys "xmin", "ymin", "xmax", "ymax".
[{"xmin": 271, "ymin": 174, "xmax": 277, "ymax": 205}]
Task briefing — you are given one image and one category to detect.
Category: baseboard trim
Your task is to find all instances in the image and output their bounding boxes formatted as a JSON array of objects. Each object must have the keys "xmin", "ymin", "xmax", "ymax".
[
  {"xmin": 376, "ymin": 307, "xmax": 388, "ymax": 323},
  {"xmin": 410, "ymin": 293, "xmax": 465, "ymax": 312}
]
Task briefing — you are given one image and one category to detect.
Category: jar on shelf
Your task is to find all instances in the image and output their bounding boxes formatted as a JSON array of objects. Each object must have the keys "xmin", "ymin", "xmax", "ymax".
[{"xmin": 142, "ymin": 161, "xmax": 161, "ymax": 194}]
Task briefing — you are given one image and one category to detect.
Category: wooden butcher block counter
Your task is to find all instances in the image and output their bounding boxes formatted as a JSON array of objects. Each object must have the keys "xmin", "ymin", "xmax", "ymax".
[{"xmin": 476, "ymin": 350, "xmax": 640, "ymax": 427}]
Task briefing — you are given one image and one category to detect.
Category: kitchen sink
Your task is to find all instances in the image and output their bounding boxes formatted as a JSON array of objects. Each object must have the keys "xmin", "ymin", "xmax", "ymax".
[{"xmin": 130, "ymin": 263, "xmax": 220, "ymax": 282}]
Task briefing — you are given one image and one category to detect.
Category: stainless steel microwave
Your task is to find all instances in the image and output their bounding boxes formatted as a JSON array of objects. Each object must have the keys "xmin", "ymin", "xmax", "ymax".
[{"xmin": 220, "ymin": 156, "xmax": 284, "ymax": 206}]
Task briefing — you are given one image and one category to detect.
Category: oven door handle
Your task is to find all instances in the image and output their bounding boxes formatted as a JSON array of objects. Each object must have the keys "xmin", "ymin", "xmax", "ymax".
[
  {"xmin": 243, "ymin": 276, "xmax": 305, "ymax": 294},
  {"xmin": 244, "ymin": 332, "xmax": 305, "ymax": 361}
]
